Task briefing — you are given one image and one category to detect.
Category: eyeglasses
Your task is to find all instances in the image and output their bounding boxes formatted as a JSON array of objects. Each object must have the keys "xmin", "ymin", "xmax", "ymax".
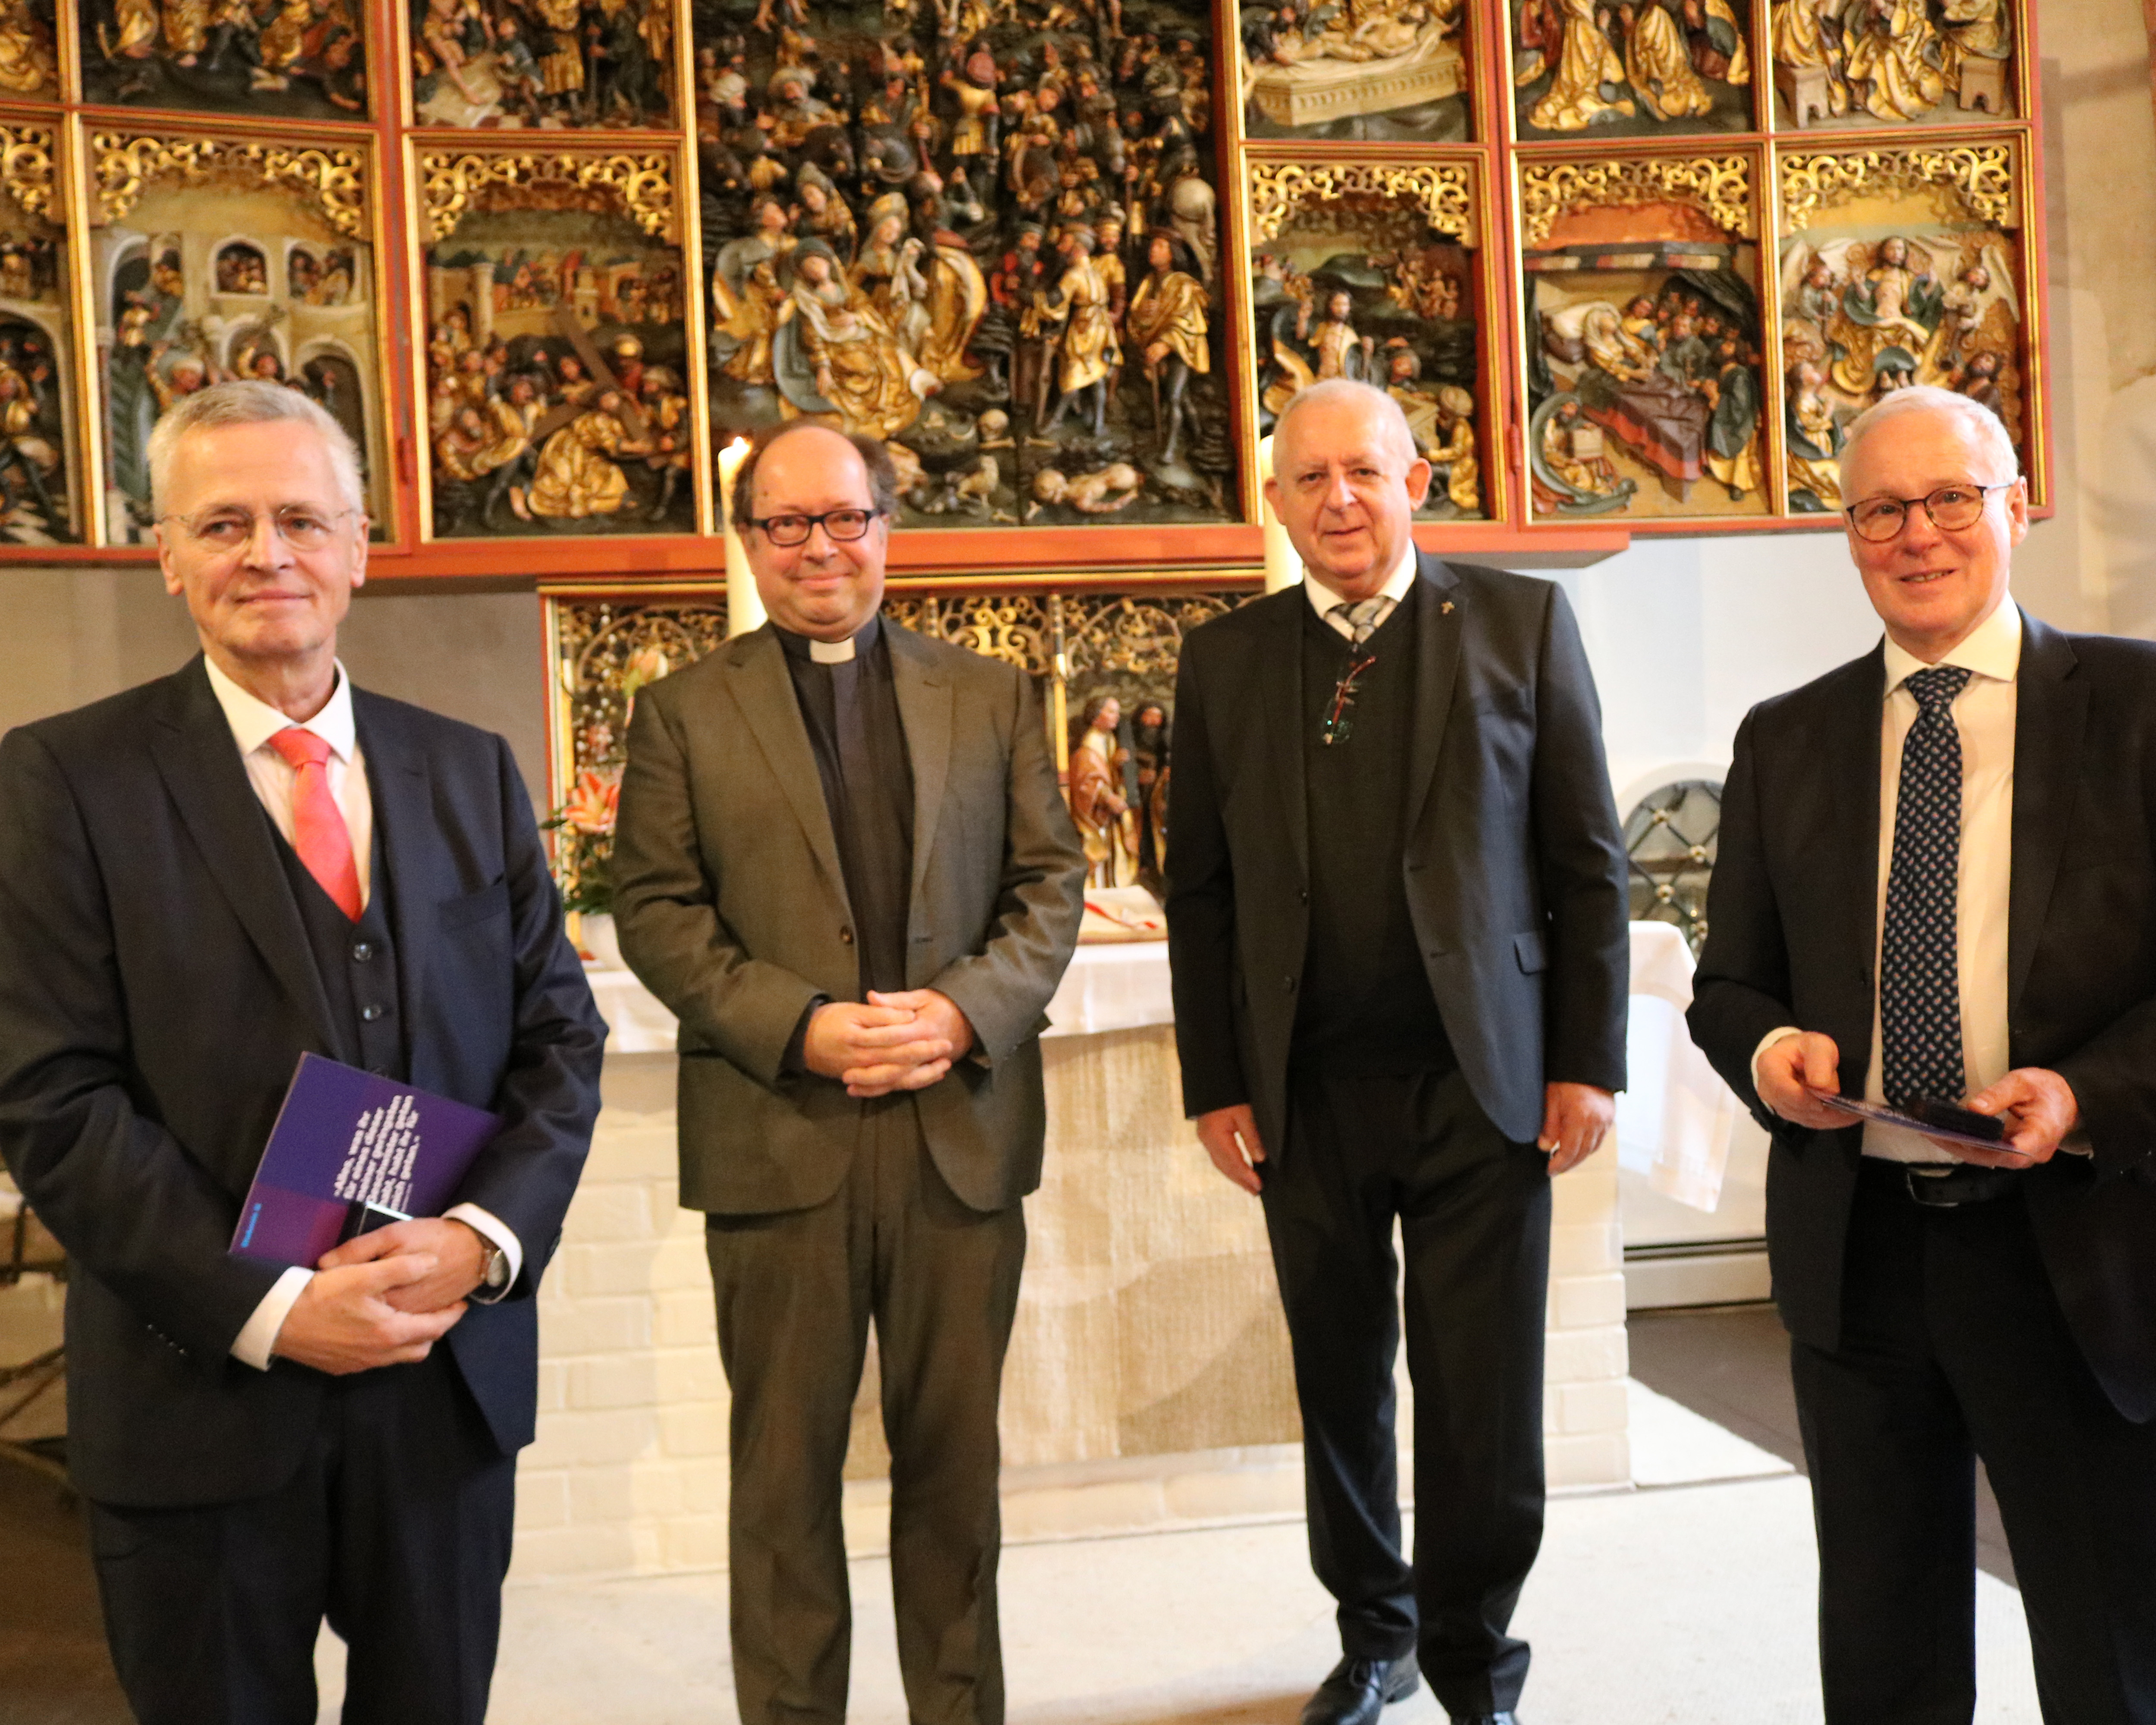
[
  {"xmin": 1322, "ymin": 649, "xmax": 1378, "ymax": 746},
  {"xmin": 1845, "ymin": 482, "xmax": 2013, "ymax": 542},
  {"xmin": 745, "ymin": 507, "xmax": 885, "ymax": 546},
  {"xmin": 158, "ymin": 505, "xmax": 357, "ymax": 553}
]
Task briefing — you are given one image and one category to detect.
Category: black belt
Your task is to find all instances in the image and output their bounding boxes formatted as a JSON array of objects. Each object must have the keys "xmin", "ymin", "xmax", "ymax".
[{"xmin": 1862, "ymin": 1156, "xmax": 2021, "ymax": 1208}]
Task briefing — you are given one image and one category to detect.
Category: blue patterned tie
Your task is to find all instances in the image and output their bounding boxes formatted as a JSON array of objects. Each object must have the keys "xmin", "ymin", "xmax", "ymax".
[
  {"xmin": 1329, "ymin": 598, "xmax": 1387, "ymax": 645},
  {"xmin": 1880, "ymin": 664, "xmax": 1972, "ymax": 1108}
]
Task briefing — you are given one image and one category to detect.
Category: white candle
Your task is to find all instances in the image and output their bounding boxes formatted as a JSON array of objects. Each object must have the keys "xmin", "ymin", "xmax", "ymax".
[
  {"xmin": 1257, "ymin": 434, "xmax": 1299, "ymax": 594},
  {"xmin": 718, "ymin": 438, "xmax": 764, "ymax": 637}
]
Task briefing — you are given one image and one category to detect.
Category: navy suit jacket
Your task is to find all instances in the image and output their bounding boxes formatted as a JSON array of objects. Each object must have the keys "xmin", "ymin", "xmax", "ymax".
[
  {"xmin": 1164, "ymin": 554, "xmax": 1630, "ymax": 1156},
  {"xmin": 1689, "ymin": 611, "xmax": 2156, "ymax": 1423},
  {"xmin": 0, "ymin": 657, "xmax": 605, "ymax": 1506}
]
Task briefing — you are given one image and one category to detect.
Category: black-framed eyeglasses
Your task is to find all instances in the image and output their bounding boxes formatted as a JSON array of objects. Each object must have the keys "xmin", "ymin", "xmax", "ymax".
[
  {"xmin": 157, "ymin": 504, "xmax": 358, "ymax": 553},
  {"xmin": 744, "ymin": 507, "xmax": 886, "ymax": 546},
  {"xmin": 1845, "ymin": 482, "xmax": 2013, "ymax": 543},
  {"xmin": 1322, "ymin": 649, "xmax": 1378, "ymax": 746}
]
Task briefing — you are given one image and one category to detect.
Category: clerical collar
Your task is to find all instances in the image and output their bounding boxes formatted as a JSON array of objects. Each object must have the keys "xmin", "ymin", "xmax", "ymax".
[{"xmin": 775, "ymin": 613, "xmax": 883, "ymax": 665}]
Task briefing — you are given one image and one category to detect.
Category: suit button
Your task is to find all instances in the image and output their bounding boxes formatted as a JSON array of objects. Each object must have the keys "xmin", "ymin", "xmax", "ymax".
[
  {"xmin": 840, "ymin": 928, "xmax": 855, "ymax": 945},
  {"xmin": 1283, "ymin": 974, "xmax": 1296, "ymax": 992},
  {"xmin": 360, "ymin": 1003, "xmax": 386, "ymax": 1022},
  {"xmin": 352, "ymin": 941, "xmax": 376, "ymax": 962},
  {"xmin": 1297, "ymin": 887, "xmax": 1310, "ymax": 905}
]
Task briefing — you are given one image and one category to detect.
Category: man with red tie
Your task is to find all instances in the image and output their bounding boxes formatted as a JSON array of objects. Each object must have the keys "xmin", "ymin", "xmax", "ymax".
[{"xmin": 0, "ymin": 381, "xmax": 604, "ymax": 1724}]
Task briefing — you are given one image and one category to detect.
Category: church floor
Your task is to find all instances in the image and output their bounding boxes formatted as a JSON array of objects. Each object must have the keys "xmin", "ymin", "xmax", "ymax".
[{"xmin": 0, "ymin": 1307, "xmax": 2040, "ymax": 1725}]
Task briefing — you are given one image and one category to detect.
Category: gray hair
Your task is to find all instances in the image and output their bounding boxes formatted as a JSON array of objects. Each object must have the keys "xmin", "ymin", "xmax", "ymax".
[
  {"xmin": 1839, "ymin": 383, "xmax": 2019, "ymax": 484},
  {"xmin": 147, "ymin": 378, "xmax": 367, "ymax": 517},
  {"xmin": 1271, "ymin": 377, "xmax": 1419, "ymax": 471}
]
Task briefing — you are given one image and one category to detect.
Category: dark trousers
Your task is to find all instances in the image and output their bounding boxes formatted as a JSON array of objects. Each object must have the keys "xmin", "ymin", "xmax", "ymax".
[
  {"xmin": 1792, "ymin": 1160, "xmax": 2156, "ymax": 1725},
  {"xmin": 1262, "ymin": 1068, "xmax": 1552, "ymax": 1719},
  {"xmin": 88, "ymin": 1347, "xmax": 514, "ymax": 1725},
  {"xmin": 704, "ymin": 1095, "xmax": 1027, "ymax": 1725}
]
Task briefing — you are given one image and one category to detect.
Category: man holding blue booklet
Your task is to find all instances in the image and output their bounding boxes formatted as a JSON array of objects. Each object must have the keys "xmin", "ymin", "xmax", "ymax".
[{"xmin": 0, "ymin": 381, "xmax": 605, "ymax": 1725}]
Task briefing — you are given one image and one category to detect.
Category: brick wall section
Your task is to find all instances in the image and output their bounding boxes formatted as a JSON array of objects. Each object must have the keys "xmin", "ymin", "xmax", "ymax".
[{"xmin": 512, "ymin": 1048, "xmax": 1632, "ymax": 1583}]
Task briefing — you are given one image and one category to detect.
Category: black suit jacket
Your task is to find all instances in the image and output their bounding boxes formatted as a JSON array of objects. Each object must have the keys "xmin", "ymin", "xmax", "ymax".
[
  {"xmin": 0, "ymin": 658, "xmax": 606, "ymax": 1507},
  {"xmin": 1689, "ymin": 610, "xmax": 2156, "ymax": 1422},
  {"xmin": 1165, "ymin": 554, "xmax": 1630, "ymax": 1155}
]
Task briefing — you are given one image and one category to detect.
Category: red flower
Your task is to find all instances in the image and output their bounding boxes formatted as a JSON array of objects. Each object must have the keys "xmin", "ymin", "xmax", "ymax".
[{"xmin": 561, "ymin": 768, "xmax": 620, "ymax": 835}]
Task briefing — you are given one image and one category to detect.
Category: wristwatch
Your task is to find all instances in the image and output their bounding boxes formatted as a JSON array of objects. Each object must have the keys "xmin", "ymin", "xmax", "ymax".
[{"xmin": 474, "ymin": 1240, "xmax": 511, "ymax": 1302}]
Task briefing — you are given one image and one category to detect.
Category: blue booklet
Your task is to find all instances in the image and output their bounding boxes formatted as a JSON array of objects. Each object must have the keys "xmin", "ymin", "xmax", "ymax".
[{"xmin": 230, "ymin": 1053, "xmax": 503, "ymax": 1270}]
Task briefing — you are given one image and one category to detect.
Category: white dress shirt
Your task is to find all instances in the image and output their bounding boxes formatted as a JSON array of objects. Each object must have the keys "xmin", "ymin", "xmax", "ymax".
[
  {"xmin": 1304, "ymin": 542, "xmax": 1419, "ymax": 640},
  {"xmin": 1751, "ymin": 598, "xmax": 2024, "ymax": 1161},
  {"xmin": 204, "ymin": 658, "xmax": 523, "ymax": 1368}
]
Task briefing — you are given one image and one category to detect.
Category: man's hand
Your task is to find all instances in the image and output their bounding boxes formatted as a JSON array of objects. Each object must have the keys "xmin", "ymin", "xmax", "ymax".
[
  {"xmin": 271, "ymin": 1253, "xmax": 466, "ymax": 1375},
  {"xmin": 1539, "ymin": 1081, "xmax": 1615, "ymax": 1176},
  {"xmin": 1195, "ymin": 1103, "xmax": 1266, "ymax": 1195},
  {"xmin": 1755, "ymin": 1032, "xmax": 1851, "ymax": 1130},
  {"xmin": 1954, "ymin": 1066, "xmax": 2078, "ymax": 1167},
  {"xmin": 320, "ymin": 1217, "xmax": 487, "ymax": 1314},
  {"xmin": 805, "ymin": 999, "xmax": 949, "ymax": 1095}
]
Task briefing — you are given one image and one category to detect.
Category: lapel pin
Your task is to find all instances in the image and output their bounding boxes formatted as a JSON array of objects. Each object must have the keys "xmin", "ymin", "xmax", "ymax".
[{"xmin": 1441, "ymin": 600, "xmax": 1456, "ymax": 616}]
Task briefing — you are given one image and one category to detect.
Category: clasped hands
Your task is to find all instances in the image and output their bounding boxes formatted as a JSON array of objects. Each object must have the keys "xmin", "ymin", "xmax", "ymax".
[
  {"xmin": 271, "ymin": 1216, "xmax": 489, "ymax": 1377},
  {"xmin": 1754, "ymin": 1032, "xmax": 2078, "ymax": 1167},
  {"xmin": 805, "ymin": 989, "xmax": 975, "ymax": 1098},
  {"xmin": 1194, "ymin": 1080, "xmax": 1616, "ymax": 1195}
]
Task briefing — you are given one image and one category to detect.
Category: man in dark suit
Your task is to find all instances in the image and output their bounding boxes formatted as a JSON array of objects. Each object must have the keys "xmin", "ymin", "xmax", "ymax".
[
  {"xmin": 1689, "ymin": 386, "xmax": 2156, "ymax": 1724},
  {"xmin": 1166, "ymin": 379, "xmax": 1630, "ymax": 1725},
  {"xmin": 0, "ymin": 381, "xmax": 605, "ymax": 1725},
  {"xmin": 609, "ymin": 422, "xmax": 1085, "ymax": 1725}
]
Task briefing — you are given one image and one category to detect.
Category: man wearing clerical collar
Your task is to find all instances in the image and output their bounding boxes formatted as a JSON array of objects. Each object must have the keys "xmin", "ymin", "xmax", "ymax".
[{"xmin": 611, "ymin": 421, "xmax": 1086, "ymax": 1725}]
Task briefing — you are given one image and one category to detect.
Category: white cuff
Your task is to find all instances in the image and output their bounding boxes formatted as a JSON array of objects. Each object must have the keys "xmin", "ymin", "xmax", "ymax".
[
  {"xmin": 1750, "ymin": 1026, "xmax": 1805, "ymax": 1098},
  {"xmin": 445, "ymin": 1202, "xmax": 523, "ymax": 1300},
  {"xmin": 231, "ymin": 1265, "xmax": 313, "ymax": 1371}
]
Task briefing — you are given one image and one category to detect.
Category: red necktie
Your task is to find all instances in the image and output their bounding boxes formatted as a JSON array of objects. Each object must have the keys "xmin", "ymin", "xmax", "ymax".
[{"xmin": 268, "ymin": 727, "xmax": 362, "ymax": 921}]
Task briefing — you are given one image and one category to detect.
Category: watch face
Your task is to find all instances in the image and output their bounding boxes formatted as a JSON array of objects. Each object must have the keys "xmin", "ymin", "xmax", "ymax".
[{"xmin": 485, "ymin": 1250, "xmax": 510, "ymax": 1289}]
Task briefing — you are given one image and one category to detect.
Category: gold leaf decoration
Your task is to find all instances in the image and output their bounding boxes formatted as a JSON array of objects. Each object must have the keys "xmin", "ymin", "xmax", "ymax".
[
  {"xmin": 0, "ymin": 124, "xmax": 56, "ymax": 224},
  {"xmin": 419, "ymin": 151, "xmax": 677, "ymax": 244},
  {"xmin": 1779, "ymin": 144, "xmax": 2016, "ymax": 232},
  {"xmin": 92, "ymin": 135, "xmax": 368, "ymax": 238},
  {"xmin": 1519, "ymin": 156, "xmax": 1752, "ymax": 248},
  {"xmin": 1250, "ymin": 162, "xmax": 1476, "ymax": 248}
]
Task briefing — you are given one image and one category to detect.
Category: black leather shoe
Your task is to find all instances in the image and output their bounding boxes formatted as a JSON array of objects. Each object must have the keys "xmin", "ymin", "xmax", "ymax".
[
  {"xmin": 1448, "ymin": 1713, "xmax": 1520, "ymax": 1725},
  {"xmin": 1299, "ymin": 1653, "xmax": 1420, "ymax": 1725}
]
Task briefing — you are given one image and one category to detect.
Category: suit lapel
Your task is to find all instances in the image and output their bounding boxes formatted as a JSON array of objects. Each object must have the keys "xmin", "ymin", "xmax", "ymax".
[
  {"xmin": 1403, "ymin": 554, "xmax": 1463, "ymax": 836},
  {"xmin": 1256, "ymin": 590, "xmax": 1309, "ymax": 884},
  {"xmin": 726, "ymin": 626, "xmax": 851, "ymax": 910},
  {"xmin": 2008, "ymin": 612, "xmax": 2085, "ymax": 1011},
  {"xmin": 353, "ymin": 693, "xmax": 435, "ymax": 1038},
  {"xmin": 148, "ymin": 660, "xmax": 338, "ymax": 1055},
  {"xmin": 1811, "ymin": 647, "xmax": 1885, "ymax": 1069},
  {"xmin": 887, "ymin": 624, "xmax": 952, "ymax": 906}
]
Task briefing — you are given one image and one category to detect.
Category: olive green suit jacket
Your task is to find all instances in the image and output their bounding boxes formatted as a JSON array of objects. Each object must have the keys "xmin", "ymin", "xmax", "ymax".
[{"xmin": 611, "ymin": 618, "xmax": 1086, "ymax": 1216}]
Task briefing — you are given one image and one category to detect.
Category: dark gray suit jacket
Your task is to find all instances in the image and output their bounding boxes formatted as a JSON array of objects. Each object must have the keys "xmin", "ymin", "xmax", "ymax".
[
  {"xmin": 0, "ymin": 658, "xmax": 605, "ymax": 1506},
  {"xmin": 609, "ymin": 619, "xmax": 1086, "ymax": 1217},
  {"xmin": 1689, "ymin": 610, "xmax": 2156, "ymax": 1422},
  {"xmin": 1165, "ymin": 554, "xmax": 1630, "ymax": 1155}
]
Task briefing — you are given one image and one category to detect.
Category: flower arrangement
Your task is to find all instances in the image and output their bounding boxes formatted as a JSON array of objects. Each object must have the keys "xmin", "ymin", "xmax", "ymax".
[{"xmin": 543, "ymin": 765, "xmax": 621, "ymax": 916}]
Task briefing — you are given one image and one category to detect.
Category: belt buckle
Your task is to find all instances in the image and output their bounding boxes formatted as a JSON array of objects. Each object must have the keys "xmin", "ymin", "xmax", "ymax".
[{"xmin": 1904, "ymin": 1166, "xmax": 1964, "ymax": 1208}]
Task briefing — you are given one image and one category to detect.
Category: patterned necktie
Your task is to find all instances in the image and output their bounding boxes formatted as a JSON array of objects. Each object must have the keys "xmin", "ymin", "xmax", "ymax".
[
  {"xmin": 268, "ymin": 726, "xmax": 362, "ymax": 922},
  {"xmin": 1880, "ymin": 664, "xmax": 1971, "ymax": 1108},
  {"xmin": 1329, "ymin": 597, "xmax": 1386, "ymax": 646}
]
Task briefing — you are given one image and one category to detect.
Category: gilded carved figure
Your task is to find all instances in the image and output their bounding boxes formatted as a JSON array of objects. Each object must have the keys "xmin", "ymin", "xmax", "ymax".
[
  {"xmin": 696, "ymin": 0, "xmax": 1235, "ymax": 528},
  {"xmin": 1516, "ymin": 0, "xmax": 1750, "ymax": 138},
  {"xmin": 82, "ymin": 0, "xmax": 369, "ymax": 119},
  {"xmin": 1770, "ymin": 0, "xmax": 2013, "ymax": 127}
]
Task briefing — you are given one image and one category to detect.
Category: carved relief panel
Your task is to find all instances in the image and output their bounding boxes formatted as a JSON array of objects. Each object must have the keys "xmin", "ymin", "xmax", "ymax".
[
  {"xmin": 1243, "ymin": 153, "xmax": 1493, "ymax": 521},
  {"xmin": 415, "ymin": 144, "xmax": 700, "ymax": 539},
  {"xmin": 89, "ymin": 128, "xmax": 388, "ymax": 544},
  {"xmin": 1517, "ymin": 151, "xmax": 1770, "ymax": 521}
]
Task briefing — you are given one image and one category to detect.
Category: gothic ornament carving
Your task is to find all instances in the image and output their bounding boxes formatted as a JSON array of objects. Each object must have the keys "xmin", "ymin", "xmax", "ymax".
[
  {"xmin": 92, "ymin": 135, "xmax": 368, "ymax": 238},
  {"xmin": 1779, "ymin": 143, "xmax": 2016, "ymax": 232},
  {"xmin": 0, "ymin": 124, "xmax": 55, "ymax": 223},
  {"xmin": 1519, "ymin": 155, "xmax": 1752, "ymax": 248},
  {"xmin": 418, "ymin": 151, "xmax": 677, "ymax": 245},
  {"xmin": 1249, "ymin": 162, "xmax": 1477, "ymax": 248}
]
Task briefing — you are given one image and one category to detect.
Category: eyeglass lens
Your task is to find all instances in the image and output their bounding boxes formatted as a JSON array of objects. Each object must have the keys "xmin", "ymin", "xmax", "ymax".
[{"xmin": 759, "ymin": 509, "xmax": 876, "ymax": 546}]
